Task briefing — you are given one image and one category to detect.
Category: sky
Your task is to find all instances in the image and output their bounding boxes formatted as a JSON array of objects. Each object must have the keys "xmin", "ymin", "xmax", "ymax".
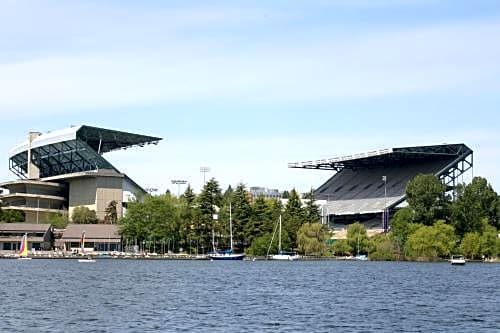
[{"xmin": 1, "ymin": 0, "xmax": 499, "ymax": 194}]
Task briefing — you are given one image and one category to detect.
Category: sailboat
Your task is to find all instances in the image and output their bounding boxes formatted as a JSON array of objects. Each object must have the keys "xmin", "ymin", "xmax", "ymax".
[
  {"xmin": 77, "ymin": 231, "xmax": 96, "ymax": 263},
  {"xmin": 208, "ymin": 203, "xmax": 245, "ymax": 260},
  {"xmin": 269, "ymin": 215, "xmax": 300, "ymax": 261},
  {"xmin": 354, "ymin": 234, "xmax": 368, "ymax": 261},
  {"xmin": 17, "ymin": 233, "xmax": 32, "ymax": 260}
]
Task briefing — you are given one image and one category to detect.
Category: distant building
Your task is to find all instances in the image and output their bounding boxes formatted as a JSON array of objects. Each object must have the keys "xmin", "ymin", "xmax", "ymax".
[
  {"xmin": 58, "ymin": 224, "xmax": 121, "ymax": 252},
  {"xmin": 249, "ymin": 187, "xmax": 282, "ymax": 200},
  {"xmin": 0, "ymin": 223, "xmax": 53, "ymax": 251},
  {"xmin": 0, "ymin": 125, "xmax": 162, "ymax": 223}
]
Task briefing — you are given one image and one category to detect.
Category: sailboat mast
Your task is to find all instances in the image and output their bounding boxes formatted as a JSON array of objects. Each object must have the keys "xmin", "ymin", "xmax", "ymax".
[
  {"xmin": 278, "ymin": 215, "xmax": 282, "ymax": 253},
  {"xmin": 229, "ymin": 202, "xmax": 233, "ymax": 251}
]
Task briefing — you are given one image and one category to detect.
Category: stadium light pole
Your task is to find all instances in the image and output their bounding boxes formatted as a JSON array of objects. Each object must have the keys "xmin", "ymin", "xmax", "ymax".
[
  {"xmin": 171, "ymin": 179, "xmax": 187, "ymax": 197},
  {"xmin": 200, "ymin": 166, "xmax": 211, "ymax": 186}
]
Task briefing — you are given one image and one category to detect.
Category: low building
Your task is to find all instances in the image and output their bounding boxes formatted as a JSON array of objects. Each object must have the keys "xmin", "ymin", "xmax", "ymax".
[
  {"xmin": 0, "ymin": 223, "xmax": 53, "ymax": 251},
  {"xmin": 59, "ymin": 224, "xmax": 121, "ymax": 252}
]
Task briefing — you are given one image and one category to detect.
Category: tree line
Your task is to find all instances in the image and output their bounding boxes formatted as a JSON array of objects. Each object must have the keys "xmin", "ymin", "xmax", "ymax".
[
  {"xmin": 119, "ymin": 179, "xmax": 322, "ymax": 255},
  {"xmin": 331, "ymin": 175, "xmax": 500, "ymax": 260}
]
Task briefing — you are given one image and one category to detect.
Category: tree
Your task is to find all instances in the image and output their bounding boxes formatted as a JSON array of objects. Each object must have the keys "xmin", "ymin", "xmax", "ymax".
[
  {"xmin": 119, "ymin": 194, "xmax": 180, "ymax": 253},
  {"xmin": 179, "ymin": 184, "xmax": 197, "ymax": 253},
  {"xmin": 389, "ymin": 208, "xmax": 422, "ymax": 258},
  {"xmin": 246, "ymin": 196, "xmax": 270, "ymax": 246},
  {"xmin": 231, "ymin": 183, "xmax": 252, "ymax": 248},
  {"xmin": 197, "ymin": 178, "xmax": 222, "ymax": 252},
  {"xmin": 450, "ymin": 177, "xmax": 499, "ymax": 236},
  {"xmin": 104, "ymin": 200, "xmax": 118, "ymax": 224},
  {"xmin": 406, "ymin": 174, "xmax": 447, "ymax": 225},
  {"xmin": 346, "ymin": 222, "xmax": 368, "ymax": 255},
  {"xmin": 247, "ymin": 230, "xmax": 292, "ymax": 256},
  {"xmin": 368, "ymin": 234, "xmax": 396, "ymax": 261},
  {"xmin": 283, "ymin": 189, "xmax": 304, "ymax": 246},
  {"xmin": 303, "ymin": 189, "xmax": 321, "ymax": 224},
  {"xmin": 480, "ymin": 223, "xmax": 498, "ymax": 259},
  {"xmin": 281, "ymin": 190, "xmax": 290, "ymax": 199},
  {"xmin": 405, "ymin": 221, "xmax": 456, "ymax": 260},
  {"xmin": 460, "ymin": 232, "xmax": 481, "ymax": 259},
  {"xmin": 297, "ymin": 223, "xmax": 328, "ymax": 256},
  {"xmin": 0, "ymin": 209, "xmax": 24, "ymax": 223},
  {"xmin": 331, "ymin": 239, "xmax": 352, "ymax": 256},
  {"xmin": 46, "ymin": 212, "xmax": 69, "ymax": 229},
  {"xmin": 71, "ymin": 206, "xmax": 98, "ymax": 224}
]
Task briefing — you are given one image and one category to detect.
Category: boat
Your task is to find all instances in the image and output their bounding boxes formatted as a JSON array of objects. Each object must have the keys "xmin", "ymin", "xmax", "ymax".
[
  {"xmin": 450, "ymin": 255, "xmax": 466, "ymax": 265},
  {"xmin": 77, "ymin": 231, "xmax": 96, "ymax": 263},
  {"xmin": 17, "ymin": 233, "xmax": 32, "ymax": 260},
  {"xmin": 354, "ymin": 234, "xmax": 368, "ymax": 261},
  {"xmin": 208, "ymin": 203, "xmax": 245, "ymax": 260},
  {"xmin": 268, "ymin": 215, "xmax": 300, "ymax": 261}
]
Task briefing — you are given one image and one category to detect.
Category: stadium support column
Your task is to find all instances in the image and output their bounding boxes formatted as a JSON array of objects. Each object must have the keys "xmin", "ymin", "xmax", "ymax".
[
  {"xmin": 382, "ymin": 176, "xmax": 388, "ymax": 232},
  {"xmin": 27, "ymin": 132, "xmax": 41, "ymax": 179}
]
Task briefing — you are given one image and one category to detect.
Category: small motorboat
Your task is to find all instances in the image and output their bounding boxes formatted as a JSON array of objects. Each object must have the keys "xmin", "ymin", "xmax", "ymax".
[
  {"xmin": 450, "ymin": 255, "xmax": 466, "ymax": 265},
  {"xmin": 78, "ymin": 257, "xmax": 96, "ymax": 263}
]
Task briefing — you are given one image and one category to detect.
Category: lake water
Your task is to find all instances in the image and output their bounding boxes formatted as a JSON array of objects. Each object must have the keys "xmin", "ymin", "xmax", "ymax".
[{"xmin": 0, "ymin": 259, "xmax": 498, "ymax": 332}]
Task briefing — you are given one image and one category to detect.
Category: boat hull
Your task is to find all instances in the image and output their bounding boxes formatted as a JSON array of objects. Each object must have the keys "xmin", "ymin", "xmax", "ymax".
[
  {"xmin": 450, "ymin": 260, "xmax": 466, "ymax": 265},
  {"xmin": 208, "ymin": 254, "xmax": 245, "ymax": 260},
  {"xmin": 271, "ymin": 254, "xmax": 300, "ymax": 261}
]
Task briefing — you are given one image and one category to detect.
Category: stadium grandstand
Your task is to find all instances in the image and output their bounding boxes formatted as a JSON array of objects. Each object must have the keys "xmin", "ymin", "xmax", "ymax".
[
  {"xmin": 289, "ymin": 144, "xmax": 473, "ymax": 237},
  {"xmin": 0, "ymin": 125, "xmax": 161, "ymax": 223}
]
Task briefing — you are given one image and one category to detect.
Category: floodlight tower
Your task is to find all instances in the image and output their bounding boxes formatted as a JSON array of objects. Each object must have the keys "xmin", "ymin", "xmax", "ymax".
[
  {"xmin": 200, "ymin": 166, "xmax": 211, "ymax": 186},
  {"xmin": 171, "ymin": 179, "xmax": 187, "ymax": 197}
]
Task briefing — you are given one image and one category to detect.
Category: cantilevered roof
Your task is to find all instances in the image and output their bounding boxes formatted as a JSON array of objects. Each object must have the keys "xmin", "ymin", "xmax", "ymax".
[
  {"xmin": 9, "ymin": 125, "xmax": 162, "ymax": 157},
  {"xmin": 8, "ymin": 125, "xmax": 162, "ymax": 179},
  {"xmin": 288, "ymin": 144, "xmax": 472, "ymax": 171}
]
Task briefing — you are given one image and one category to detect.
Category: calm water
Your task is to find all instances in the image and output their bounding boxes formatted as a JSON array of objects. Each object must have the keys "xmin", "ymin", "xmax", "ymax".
[{"xmin": 0, "ymin": 259, "xmax": 498, "ymax": 333}]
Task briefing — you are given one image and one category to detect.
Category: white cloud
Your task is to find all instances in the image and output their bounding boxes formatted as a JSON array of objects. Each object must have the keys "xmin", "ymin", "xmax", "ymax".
[{"xmin": 1, "ymin": 19, "xmax": 499, "ymax": 117}]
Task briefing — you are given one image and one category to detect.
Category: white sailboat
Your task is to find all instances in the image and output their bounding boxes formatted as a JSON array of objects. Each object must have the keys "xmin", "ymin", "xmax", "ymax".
[
  {"xmin": 208, "ymin": 203, "xmax": 245, "ymax": 260},
  {"xmin": 269, "ymin": 215, "xmax": 300, "ymax": 261},
  {"xmin": 77, "ymin": 231, "xmax": 96, "ymax": 263},
  {"xmin": 17, "ymin": 233, "xmax": 32, "ymax": 260}
]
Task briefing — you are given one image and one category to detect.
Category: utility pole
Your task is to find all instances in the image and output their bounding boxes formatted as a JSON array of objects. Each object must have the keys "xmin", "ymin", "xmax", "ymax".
[
  {"xmin": 171, "ymin": 179, "xmax": 187, "ymax": 197},
  {"xmin": 200, "ymin": 166, "xmax": 210, "ymax": 186}
]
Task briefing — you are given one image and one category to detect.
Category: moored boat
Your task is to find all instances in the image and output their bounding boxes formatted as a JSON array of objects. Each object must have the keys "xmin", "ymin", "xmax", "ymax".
[{"xmin": 450, "ymin": 255, "xmax": 466, "ymax": 265}]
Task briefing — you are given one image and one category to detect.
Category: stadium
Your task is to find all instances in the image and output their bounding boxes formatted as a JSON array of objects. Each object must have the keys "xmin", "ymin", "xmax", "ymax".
[
  {"xmin": 289, "ymin": 144, "xmax": 473, "ymax": 237},
  {"xmin": 1, "ymin": 125, "xmax": 161, "ymax": 224}
]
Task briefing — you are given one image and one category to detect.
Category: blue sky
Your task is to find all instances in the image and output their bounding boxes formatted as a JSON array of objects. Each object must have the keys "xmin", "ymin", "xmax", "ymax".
[{"xmin": 1, "ymin": 0, "xmax": 499, "ymax": 193}]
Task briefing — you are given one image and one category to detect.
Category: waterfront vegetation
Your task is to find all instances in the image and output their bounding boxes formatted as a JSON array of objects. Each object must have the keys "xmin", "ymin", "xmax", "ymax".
[
  {"xmin": 117, "ymin": 175, "xmax": 500, "ymax": 261},
  {"xmin": 1, "ymin": 174, "xmax": 499, "ymax": 261}
]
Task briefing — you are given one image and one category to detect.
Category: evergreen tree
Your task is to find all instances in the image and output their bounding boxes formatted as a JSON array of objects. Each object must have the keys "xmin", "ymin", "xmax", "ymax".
[
  {"xmin": 231, "ymin": 183, "xmax": 252, "ymax": 248},
  {"xmin": 450, "ymin": 177, "xmax": 499, "ymax": 235},
  {"xmin": 179, "ymin": 185, "xmax": 197, "ymax": 253},
  {"xmin": 406, "ymin": 174, "xmax": 447, "ymax": 225},
  {"xmin": 197, "ymin": 178, "xmax": 222, "ymax": 252},
  {"xmin": 283, "ymin": 189, "xmax": 304, "ymax": 246},
  {"xmin": 303, "ymin": 189, "xmax": 320, "ymax": 224},
  {"xmin": 104, "ymin": 200, "xmax": 118, "ymax": 224}
]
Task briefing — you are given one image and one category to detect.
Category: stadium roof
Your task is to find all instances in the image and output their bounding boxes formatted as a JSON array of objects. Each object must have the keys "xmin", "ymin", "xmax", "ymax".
[
  {"xmin": 288, "ymin": 144, "xmax": 472, "ymax": 171},
  {"xmin": 9, "ymin": 125, "xmax": 162, "ymax": 179},
  {"xmin": 9, "ymin": 125, "xmax": 161, "ymax": 157}
]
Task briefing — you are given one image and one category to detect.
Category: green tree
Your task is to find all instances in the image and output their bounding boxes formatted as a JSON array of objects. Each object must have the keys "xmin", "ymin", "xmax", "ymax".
[
  {"xmin": 71, "ymin": 206, "xmax": 98, "ymax": 224},
  {"xmin": 346, "ymin": 222, "xmax": 368, "ymax": 255},
  {"xmin": 480, "ymin": 223, "xmax": 498, "ymax": 258},
  {"xmin": 389, "ymin": 208, "xmax": 422, "ymax": 258},
  {"xmin": 246, "ymin": 196, "xmax": 270, "ymax": 246},
  {"xmin": 0, "ymin": 209, "xmax": 24, "ymax": 223},
  {"xmin": 303, "ymin": 189, "xmax": 321, "ymax": 224},
  {"xmin": 283, "ymin": 189, "xmax": 304, "ymax": 246},
  {"xmin": 331, "ymin": 239, "xmax": 352, "ymax": 256},
  {"xmin": 231, "ymin": 183, "xmax": 252, "ymax": 248},
  {"xmin": 197, "ymin": 178, "xmax": 222, "ymax": 252},
  {"xmin": 297, "ymin": 222, "xmax": 328, "ymax": 256},
  {"xmin": 179, "ymin": 184, "xmax": 197, "ymax": 253},
  {"xmin": 368, "ymin": 233, "xmax": 396, "ymax": 261},
  {"xmin": 405, "ymin": 221, "xmax": 457, "ymax": 260},
  {"xmin": 406, "ymin": 174, "xmax": 447, "ymax": 225},
  {"xmin": 46, "ymin": 212, "xmax": 69, "ymax": 229},
  {"xmin": 460, "ymin": 232, "xmax": 481, "ymax": 259},
  {"xmin": 281, "ymin": 190, "xmax": 290, "ymax": 199},
  {"xmin": 450, "ymin": 177, "xmax": 499, "ymax": 235},
  {"xmin": 104, "ymin": 200, "xmax": 118, "ymax": 224}
]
